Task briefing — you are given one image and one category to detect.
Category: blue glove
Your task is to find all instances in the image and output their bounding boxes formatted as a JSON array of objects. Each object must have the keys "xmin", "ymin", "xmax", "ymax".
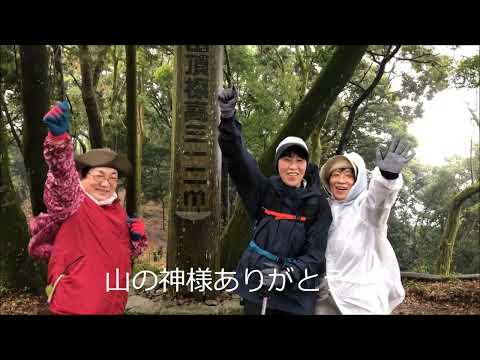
[{"xmin": 42, "ymin": 100, "xmax": 70, "ymax": 136}]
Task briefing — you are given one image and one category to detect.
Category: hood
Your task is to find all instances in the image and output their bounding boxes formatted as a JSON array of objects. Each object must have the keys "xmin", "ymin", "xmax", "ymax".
[{"xmin": 320, "ymin": 152, "xmax": 367, "ymax": 204}]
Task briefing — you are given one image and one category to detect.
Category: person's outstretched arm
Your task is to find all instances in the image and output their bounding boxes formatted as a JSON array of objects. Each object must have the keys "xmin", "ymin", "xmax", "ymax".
[
  {"xmin": 362, "ymin": 137, "xmax": 415, "ymax": 231},
  {"xmin": 41, "ymin": 101, "xmax": 83, "ymax": 214},
  {"xmin": 217, "ymin": 88, "xmax": 269, "ymax": 220},
  {"xmin": 29, "ymin": 101, "xmax": 84, "ymax": 260}
]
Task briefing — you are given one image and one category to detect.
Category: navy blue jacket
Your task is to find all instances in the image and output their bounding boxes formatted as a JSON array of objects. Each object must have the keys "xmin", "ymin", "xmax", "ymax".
[{"xmin": 218, "ymin": 114, "xmax": 332, "ymax": 314}]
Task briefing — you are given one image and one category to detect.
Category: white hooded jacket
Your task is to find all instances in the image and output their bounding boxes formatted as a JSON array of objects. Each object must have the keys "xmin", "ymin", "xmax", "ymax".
[{"xmin": 321, "ymin": 152, "xmax": 405, "ymax": 314}]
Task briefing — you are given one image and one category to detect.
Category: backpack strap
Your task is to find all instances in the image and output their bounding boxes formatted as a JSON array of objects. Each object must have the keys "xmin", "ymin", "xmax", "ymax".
[
  {"xmin": 262, "ymin": 207, "xmax": 308, "ymax": 222},
  {"xmin": 257, "ymin": 183, "xmax": 319, "ymax": 223}
]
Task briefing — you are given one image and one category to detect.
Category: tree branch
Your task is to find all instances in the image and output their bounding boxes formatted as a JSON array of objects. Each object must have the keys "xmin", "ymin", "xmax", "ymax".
[
  {"xmin": 92, "ymin": 45, "xmax": 110, "ymax": 90},
  {"xmin": 394, "ymin": 56, "xmax": 439, "ymax": 65},
  {"xmin": 0, "ymin": 87, "xmax": 23, "ymax": 155},
  {"xmin": 348, "ymin": 80, "xmax": 366, "ymax": 92},
  {"xmin": 336, "ymin": 45, "xmax": 401, "ymax": 154},
  {"xmin": 70, "ymin": 72, "xmax": 82, "ymax": 90},
  {"xmin": 159, "ymin": 45, "xmax": 174, "ymax": 56},
  {"xmin": 73, "ymin": 134, "xmax": 87, "ymax": 153},
  {"xmin": 274, "ymin": 47, "xmax": 285, "ymax": 74},
  {"xmin": 224, "ymin": 45, "xmax": 232, "ymax": 88},
  {"xmin": 149, "ymin": 96, "xmax": 171, "ymax": 129},
  {"xmin": 295, "ymin": 45, "xmax": 310, "ymax": 98},
  {"xmin": 13, "ymin": 45, "xmax": 21, "ymax": 83},
  {"xmin": 358, "ymin": 62, "xmax": 373, "ymax": 84}
]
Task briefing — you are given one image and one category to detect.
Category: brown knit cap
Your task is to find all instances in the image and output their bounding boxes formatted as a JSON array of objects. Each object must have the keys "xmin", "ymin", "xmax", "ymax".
[{"xmin": 74, "ymin": 148, "xmax": 132, "ymax": 177}]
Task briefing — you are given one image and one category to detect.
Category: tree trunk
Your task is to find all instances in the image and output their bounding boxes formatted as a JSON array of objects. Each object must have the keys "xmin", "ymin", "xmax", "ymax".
[
  {"xmin": 126, "ymin": 45, "xmax": 142, "ymax": 216},
  {"xmin": 110, "ymin": 45, "xmax": 119, "ymax": 118},
  {"xmin": 220, "ymin": 45, "xmax": 368, "ymax": 271},
  {"xmin": 435, "ymin": 181, "xmax": 480, "ymax": 275},
  {"xmin": 78, "ymin": 45, "xmax": 104, "ymax": 148},
  {"xmin": 19, "ymin": 45, "xmax": 49, "ymax": 216},
  {"xmin": 92, "ymin": 45, "xmax": 109, "ymax": 90},
  {"xmin": 160, "ymin": 198, "xmax": 165, "ymax": 230},
  {"xmin": 401, "ymin": 272, "xmax": 480, "ymax": 281},
  {"xmin": 221, "ymin": 154, "xmax": 230, "ymax": 228},
  {"xmin": 0, "ymin": 83, "xmax": 23, "ymax": 155},
  {"xmin": 295, "ymin": 45, "xmax": 310, "ymax": 101},
  {"xmin": 0, "ymin": 113, "xmax": 45, "ymax": 294},
  {"xmin": 52, "ymin": 45, "xmax": 65, "ymax": 101},
  {"xmin": 309, "ymin": 126, "xmax": 323, "ymax": 167},
  {"xmin": 223, "ymin": 45, "xmax": 232, "ymax": 87}
]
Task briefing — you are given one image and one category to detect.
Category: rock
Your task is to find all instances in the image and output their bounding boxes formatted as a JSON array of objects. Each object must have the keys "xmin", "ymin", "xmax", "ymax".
[
  {"xmin": 205, "ymin": 299, "xmax": 218, "ymax": 306},
  {"xmin": 125, "ymin": 295, "xmax": 159, "ymax": 314},
  {"xmin": 130, "ymin": 273, "xmax": 158, "ymax": 291},
  {"xmin": 154, "ymin": 288, "xmax": 167, "ymax": 295}
]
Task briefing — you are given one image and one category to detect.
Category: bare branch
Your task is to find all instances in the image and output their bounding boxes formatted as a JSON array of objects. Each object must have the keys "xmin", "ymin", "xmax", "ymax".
[
  {"xmin": 224, "ymin": 45, "xmax": 232, "ymax": 88},
  {"xmin": 159, "ymin": 45, "xmax": 174, "ymax": 56},
  {"xmin": 72, "ymin": 134, "xmax": 87, "ymax": 154},
  {"xmin": 336, "ymin": 45, "xmax": 402, "ymax": 154},
  {"xmin": 266, "ymin": 47, "xmax": 285, "ymax": 74},
  {"xmin": 394, "ymin": 56, "xmax": 439, "ymax": 65},
  {"xmin": 13, "ymin": 45, "xmax": 20, "ymax": 83},
  {"xmin": 368, "ymin": 48, "xmax": 437, "ymax": 60},
  {"xmin": 0, "ymin": 85, "xmax": 23, "ymax": 155},
  {"xmin": 366, "ymin": 50, "xmax": 381, "ymax": 65},
  {"xmin": 149, "ymin": 95, "xmax": 171, "ymax": 129},
  {"xmin": 358, "ymin": 62, "xmax": 373, "ymax": 84},
  {"xmin": 348, "ymin": 81, "xmax": 366, "ymax": 92},
  {"xmin": 70, "ymin": 72, "xmax": 82, "ymax": 90},
  {"xmin": 322, "ymin": 129, "xmax": 338, "ymax": 144}
]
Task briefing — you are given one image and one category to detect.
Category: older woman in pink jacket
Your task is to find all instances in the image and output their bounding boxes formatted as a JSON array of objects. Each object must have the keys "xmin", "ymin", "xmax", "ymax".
[{"xmin": 29, "ymin": 101, "xmax": 148, "ymax": 315}]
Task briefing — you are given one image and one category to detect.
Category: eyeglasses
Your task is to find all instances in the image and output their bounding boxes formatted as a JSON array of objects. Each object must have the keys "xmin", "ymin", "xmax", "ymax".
[{"xmin": 88, "ymin": 173, "xmax": 118, "ymax": 185}]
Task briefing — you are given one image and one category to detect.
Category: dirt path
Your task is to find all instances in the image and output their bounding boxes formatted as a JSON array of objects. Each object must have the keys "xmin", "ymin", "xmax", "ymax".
[{"xmin": 2, "ymin": 279, "xmax": 478, "ymax": 315}]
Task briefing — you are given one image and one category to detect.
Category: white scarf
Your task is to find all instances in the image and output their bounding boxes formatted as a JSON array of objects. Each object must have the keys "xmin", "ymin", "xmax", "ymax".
[{"xmin": 80, "ymin": 183, "xmax": 118, "ymax": 206}]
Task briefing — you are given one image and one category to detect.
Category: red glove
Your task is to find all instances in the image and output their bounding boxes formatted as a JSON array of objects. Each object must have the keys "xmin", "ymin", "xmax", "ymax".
[{"xmin": 128, "ymin": 218, "xmax": 145, "ymax": 241}]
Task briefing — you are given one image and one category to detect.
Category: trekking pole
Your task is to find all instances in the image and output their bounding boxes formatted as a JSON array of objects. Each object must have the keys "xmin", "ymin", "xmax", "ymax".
[
  {"xmin": 260, "ymin": 285, "xmax": 269, "ymax": 315},
  {"xmin": 261, "ymin": 295, "xmax": 268, "ymax": 315}
]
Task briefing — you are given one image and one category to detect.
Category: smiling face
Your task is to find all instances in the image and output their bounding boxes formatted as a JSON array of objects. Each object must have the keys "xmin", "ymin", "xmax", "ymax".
[
  {"xmin": 328, "ymin": 168, "xmax": 355, "ymax": 201},
  {"xmin": 278, "ymin": 151, "xmax": 307, "ymax": 188},
  {"xmin": 80, "ymin": 167, "xmax": 118, "ymax": 202}
]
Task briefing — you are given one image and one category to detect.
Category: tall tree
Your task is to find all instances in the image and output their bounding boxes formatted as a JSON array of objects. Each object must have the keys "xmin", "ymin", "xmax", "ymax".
[
  {"xmin": 435, "ymin": 181, "xmax": 480, "ymax": 275},
  {"xmin": 220, "ymin": 45, "xmax": 368, "ymax": 270},
  {"xmin": 126, "ymin": 45, "xmax": 142, "ymax": 216},
  {"xmin": 0, "ymin": 112, "xmax": 44, "ymax": 294},
  {"xmin": 92, "ymin": 45, "xmax": 110, "ymax": 90},
  {"xmin": 19, "ymin": 45, "xmax": 49, "ymax": 216},
  {"xmin": 52, "ymin": 45, "xmax": 65, "ymax": 101},
  {"xmin": 221, "ymin": 46, "xmax": 232, "ymax": 228},
  {"xmin": 0, "ymin": 82, "xmax": 22, "ymax": 155},
  {"xmin": 79, "ymin": 45, "xmax": 104, "ymax": 148}
]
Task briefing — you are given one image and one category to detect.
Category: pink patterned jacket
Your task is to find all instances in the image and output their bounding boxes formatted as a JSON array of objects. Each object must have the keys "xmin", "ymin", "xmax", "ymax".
[{"xmin": 28, "ymin": 132, "xmax": 148, "ymax": 261}]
